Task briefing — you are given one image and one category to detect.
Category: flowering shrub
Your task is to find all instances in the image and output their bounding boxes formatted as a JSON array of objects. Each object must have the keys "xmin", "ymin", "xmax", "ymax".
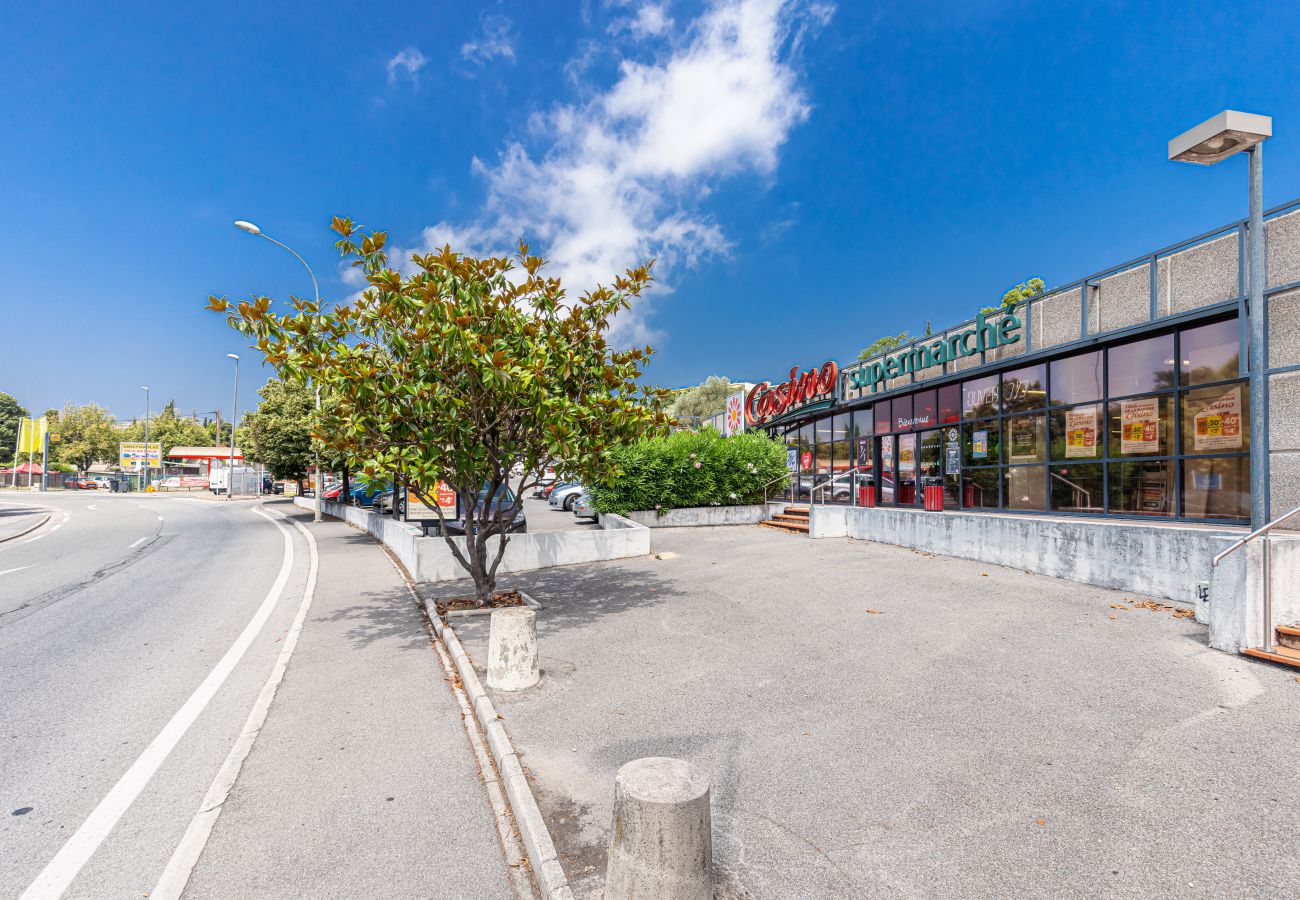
[{"xmin": 588, "ymin": 428, "xmax": 788, "ymax": 515}]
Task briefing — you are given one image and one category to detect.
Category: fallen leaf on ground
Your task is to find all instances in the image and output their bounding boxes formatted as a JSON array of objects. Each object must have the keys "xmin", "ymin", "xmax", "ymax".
[
  {"xmin": 1035, "ymin": 818, "xmax": 1046, "ymax": 826},
  {"xmin": 865, "ymin": 609, "xmax": 883, "ymax": 615},
  {"xmin": 1174, "ymin": 609, "xmax": 1196, "ymax": 618},
  {"xmin": 981, "ymin": 573, "xmax": 989, "ymax": 577},
  {"xmin": 1110, "ymin": 604, "xmax": 1128, "ymax": 610},
  {"xmin": 1109, "ymin": 614, "xmax": 1118, "ymax": 620}
]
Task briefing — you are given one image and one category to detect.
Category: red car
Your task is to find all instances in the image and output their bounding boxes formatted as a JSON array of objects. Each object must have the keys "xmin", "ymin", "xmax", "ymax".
[{"xmin": 65, "ymin": 477, "xmax": 95, "ymax": 489}]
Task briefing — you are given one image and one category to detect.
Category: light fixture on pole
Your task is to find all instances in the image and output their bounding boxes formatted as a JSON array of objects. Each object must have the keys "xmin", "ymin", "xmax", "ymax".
[
  {"xmin": 141, "ymin": 385, "xmax": 150, "ymax": 491},
  {"xmin": 1169, "ymin": 110, "xmax": 1272, "ymax": 529},
  {"xmin": 233, "ymin": 219, "xmax": 324, "ymax": 522},
  {"xmin": 227, "ymin": 354, "xmax": 240, "ymax": 499}
]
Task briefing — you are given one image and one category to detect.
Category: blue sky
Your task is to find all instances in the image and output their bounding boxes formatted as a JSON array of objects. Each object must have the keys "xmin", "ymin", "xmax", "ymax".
[{"xmin": 3, "ymin": 0, "xmax": 1299, "ymax": 422}]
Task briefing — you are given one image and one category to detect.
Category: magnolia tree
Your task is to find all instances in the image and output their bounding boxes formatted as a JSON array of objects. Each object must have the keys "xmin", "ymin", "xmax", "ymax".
[{"xmin": 207, "ymin": 218, "xmax": 671, "ymax": 606}]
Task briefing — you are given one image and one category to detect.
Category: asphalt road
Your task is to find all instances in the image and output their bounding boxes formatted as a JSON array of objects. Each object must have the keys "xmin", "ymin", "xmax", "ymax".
[{"xmin": 0, "ymin": 491, "xmax": 520, "ymax": 900}]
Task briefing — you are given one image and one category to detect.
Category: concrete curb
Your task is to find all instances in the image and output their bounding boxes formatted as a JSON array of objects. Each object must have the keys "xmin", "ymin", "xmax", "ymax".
[
  {"xmin": 0, "ymin": 511, "xmax": 51, "ymax": 543},
  {"xmin": 425, "ymin": 599, "xmax": 575, "ymax": 900}
]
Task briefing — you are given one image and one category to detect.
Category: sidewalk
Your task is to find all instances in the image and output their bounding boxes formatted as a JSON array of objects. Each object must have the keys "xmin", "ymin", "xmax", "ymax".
[
  {"xmin": 183, "ymin": 505, "xmax": 519, "ymax": 899},
  {"xmin": 437, "ymin": 525, "xmax": 1300, "ymax": 899}
]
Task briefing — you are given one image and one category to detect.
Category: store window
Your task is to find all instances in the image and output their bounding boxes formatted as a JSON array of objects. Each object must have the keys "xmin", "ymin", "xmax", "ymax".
[
  {"xmin": 874, "ymin": 400, "xmax": 892, "ymax": 436},
  {"xmin": 938, "ymin": 383, "xmax": 961, "ymax": 423},
  {"xmin": 1107, "ymin": 395, "xmax": 1171, "ymax": 458},
  {"xmin": 1050, "ymin": 463, "xmax": 1104, "ymax": 514},
  {"xmin": 1002, "ymin": 364, "xmax": 1046, "ymax": 413},
  {"xmin": 1108, "ymin": 333, "xmax": 1174, "ymax": 397},
  {"xmin": 1181, "ymin": 383, "xmax": 1249, "ymax": 455},
  {"xmin": 855, "ymin": 407, "xmax": 874, "ymax": 438},
  {"xmin": 1049, "ymin": 350, "xmax": 1103, "ymax": 406},
  {"xmin": 831, "ymin": 413, "xmax": 852, "ymax": 476},
  {"xmin": 1109, "ymin": 460, "xmax": 1174, "ymax": 517},
  {"xmin": 962, "ymin": 420, "xmax": 1001, "ymax": 466},
  {"xmin": 962, "ymin": 374, "xmax": 999, "ymax": 419},
  {"xmin": 1181, "ymin": 319, "xmax": 1240, "ymax": 386},
  {"xmin": 1183, "ymin": 456, "xmax": 1250, "ymax": 520},
  {"xmin": 912, "ymin": 389, "xmax": 937, "ymax": 429},
  {"xmin": 962, "ymin": 468, "xmax": 1000, "ymax": 509},
  {"xmin": 1004, "ymin": 414, "xmax": 1047, "ymax": 464},
  {"xmin": 893, "ymin": 394, "xmax": 914, "ymax": 432},
  {"xmin": 1049, "ymin": 404, "xmax": 1102, "ymax": 461},
  {"xmin": 1004, "ymin": 466, "xmax": 1047, "ymax": 511}
]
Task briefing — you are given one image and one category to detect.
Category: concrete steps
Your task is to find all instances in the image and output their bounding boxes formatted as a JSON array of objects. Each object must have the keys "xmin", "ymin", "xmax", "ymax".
[
  {"xmin": 1243, "ymin": 624, "xmax": 1300, "ymax": 670},
  {"xmin": 760, "ymin": 506, "xmax": 810, "ymax": 535}
]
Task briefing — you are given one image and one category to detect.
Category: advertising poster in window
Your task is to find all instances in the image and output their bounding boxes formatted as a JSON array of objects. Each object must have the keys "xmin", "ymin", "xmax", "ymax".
[
  {"xmin": 945, "ymin": 428, "xmax": 960, "ymax": 475},
  {"xmin": 881, "ymin": 437, "xmax": 894, "ymax": 471},
  {"xmin": 1065, "ymin": 406, "xmax": 1098, "ymax": 459},
  {"xmin": 972, "ymin": 429, "xmax": 989, "ymax": 460},
  {"xmin": 898, "ymin": 435, "xmax": 916, "ymax": 475},
  {"xmin": 855, "ymin": 437, "xmax": 872, "ymax": 468},
  {"xmin": 1140, "ymin": 471, "xmax": 1168, "ymax": 512},
  {"xmin": 1120, "ymin": 398, "xmax": 1160, "ymax": 454},
  {"xmin": 1193, "ymin": 386, "xmax": 1243, "ymax": 452},
  {"xmin": 1009, "ymin": 419, "xmax": 1038, "ymax": 461},
  {"xmin": 787, "ymin": 447, "xmax": 798, "ymax": 471}
]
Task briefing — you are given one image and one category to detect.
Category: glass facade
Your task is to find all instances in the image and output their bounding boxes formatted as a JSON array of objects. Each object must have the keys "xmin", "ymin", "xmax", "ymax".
[{"xmin": 776, "ymin": 316, "xmax": 1248, "ymax": 522}]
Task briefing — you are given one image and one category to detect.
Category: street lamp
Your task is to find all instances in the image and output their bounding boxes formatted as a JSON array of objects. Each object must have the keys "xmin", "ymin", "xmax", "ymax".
[
  {"xmin": 1169, "ymin": 110, "xmax": 1272, "ymax": 529},
  {"xmin": 141, "ymin": 385, "xmax": 150, "ymax": 491},
  {"xmin": 227, "ymin": 354, "xmax": 240, "ymax": 499},
  {"xmin": 233, "ymin": 219, "xmax": 323, "ymax": 522}
]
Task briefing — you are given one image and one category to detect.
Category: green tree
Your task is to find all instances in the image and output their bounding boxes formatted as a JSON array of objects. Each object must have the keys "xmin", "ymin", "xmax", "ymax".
[
  {"xmin": 668, "ymin": 375, "xmax": 739, "ymax": 422},
  {"xmin": 857, "ymin": 330, "xmax": 911, "ymax": 361},
  {"xmin": 207, "ymin": 218, "xmax": 671, "ymax": 606},
  {"xmin": 982, "ymin": 276, "xmax": 1045, "ymax": 315},
  {"xmin": 50, "ymin": 403, "xmax": 118, "ymax": 474},
  {"xmin": 0, "ymin": 392, "xmax": 29, "ymax": 464},
  {"xmin": 242, "ymin": 379, "xmax": 316, "ymax": 485}
]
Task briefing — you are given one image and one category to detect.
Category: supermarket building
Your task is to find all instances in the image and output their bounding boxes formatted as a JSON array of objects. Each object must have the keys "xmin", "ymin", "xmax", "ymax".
[{"xmin": 747, "ymin": 200, "xmax": 1300, "ymax": 661}]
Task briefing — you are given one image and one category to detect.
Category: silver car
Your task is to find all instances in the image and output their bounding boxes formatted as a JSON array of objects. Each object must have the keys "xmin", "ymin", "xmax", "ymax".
[
  {"xmin": 548, "ymin": 483, "xmax": 585, "ymax": 511},
  {"xmin": 572, "ymin": 492, "xmax": 596, "ymax": 520}
]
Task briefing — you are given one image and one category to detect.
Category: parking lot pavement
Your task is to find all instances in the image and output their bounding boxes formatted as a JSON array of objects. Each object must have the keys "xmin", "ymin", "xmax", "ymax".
[
  {"xmin": 521, "ymin": 497, "xmax": 599, "ymax": 533},
  {"xmin": 443, "ymin": 525, "xmax": 1300, "ymax": 899}
]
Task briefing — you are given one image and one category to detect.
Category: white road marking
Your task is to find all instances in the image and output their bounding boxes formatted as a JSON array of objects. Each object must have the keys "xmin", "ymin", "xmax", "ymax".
[
  {"xmin": 22, "ymin": 533, "xmax": 47, "ymax": 544},
  {"xmin": 129, "ymin": 537, "xmax": 148, "ymax": 549},
  {"xmin": 0, "ymin": 565, "xmax": 32, "ymax": 576},
  {"xmin": 51, "ymin": 522, "xmax": 64, "ymax": 532},
  {"xmin": 157, "ymin": 515, "xmax": 164, "ymax": 522},
  {"xmin": 86, "ymin": 505, "xmax": 96, "ymax": 510},
  {"xmin": 152, "ymin": 507, "xmax": 319, "ymax": 899},
  {"xmin": 18, "ymin": 507, "xmax": 297, "ymax": 900}
]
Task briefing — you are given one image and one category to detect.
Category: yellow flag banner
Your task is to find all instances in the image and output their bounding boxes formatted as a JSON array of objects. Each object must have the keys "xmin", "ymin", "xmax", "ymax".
[{"xmin": 16, "ymin": 417, "xmax": 49, "ymax": 454}]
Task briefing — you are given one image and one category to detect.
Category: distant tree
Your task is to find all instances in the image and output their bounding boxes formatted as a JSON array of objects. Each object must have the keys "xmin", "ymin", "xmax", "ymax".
[
  {"xmin": 669, "ymin": 375, "xmax": 739, "ymax": 421},
  {"xmin": 241, "ymin": 379, "xmax": 316, "ymax": 486},
  {"xmin": 0, "ymin": 392, "xmax": 28, "ymax": 464},
  {"xmin": 50, "ymin": 403, "xmax": 118, "ymax": 474},
  {"xmin": 982, "ymin": 276, "xmax": 1045, "ymax": 315},
  {"xmin": 857, "ymin": 331, "xmax": 911, "ymax": 361}
]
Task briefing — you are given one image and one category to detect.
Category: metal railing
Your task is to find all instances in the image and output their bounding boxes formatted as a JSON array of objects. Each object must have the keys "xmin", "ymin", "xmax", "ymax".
[
  {"xmin": 811, "ymin": 468, "xmax": 860, "ymax": 505},
  {"xmin": 1212, "ymin": 503, "xmax": 1300, "ymax": 654},
  {"xmin": 762, "ymin": 472, "xmax": 794, "ymax": 506}
]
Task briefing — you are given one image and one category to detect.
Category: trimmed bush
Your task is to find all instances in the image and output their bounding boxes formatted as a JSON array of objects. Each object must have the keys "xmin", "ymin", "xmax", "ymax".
[{"xmin": 589, "ymin": 428, "xmax": 788, "ymax": 516}]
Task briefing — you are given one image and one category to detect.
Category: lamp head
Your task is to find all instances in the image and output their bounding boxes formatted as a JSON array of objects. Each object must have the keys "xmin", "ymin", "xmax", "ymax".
[
  {"xmin": 227, "ymin": 353, "xmax": 240, "ymax": 361},
  {"xmin": 233, "ymin": 220, "xmax": 261, "ymax": 235},
  {"xmin": 1169, "ymin": 110, "xmax": 1271, "ymax": 165}
]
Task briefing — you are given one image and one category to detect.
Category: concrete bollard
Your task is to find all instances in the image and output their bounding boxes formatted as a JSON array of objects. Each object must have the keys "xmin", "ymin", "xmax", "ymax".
[
  {"xmin": 605, "ymin": 757, "xmax": 712, "ymax": 900},
  {"xmin": 486, "ymin": 608, "xmax": 540, "ymax": 691}
]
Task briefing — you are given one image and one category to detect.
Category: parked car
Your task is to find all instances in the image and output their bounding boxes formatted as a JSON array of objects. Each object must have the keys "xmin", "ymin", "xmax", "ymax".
[
  {"xmin": 262, "ymin": 475, "xmax": 274, "ymax": 494},
  {"xmin": 549, "ymin": 482, "xmax": 585, "ymax": 511},
  {"xmin": 91, "ymin": 475, "xmax": 114, "ymax": 490},
  {"xmin": 64, "ymin": 477, "xmax": 89, "ymax": 489},
  {"xmin": 531, "ymin": 478, "xmax": 556, "ymax": 498},
  {"xmin": 442, "ymin": 484, "xmax": 527, "ymax": 535},
  {"xmin": 322, "ymin": 483, "xmax": 345, "ymax": 500},
  {"xmin": 572, "ymin": 492, "xmax": 597, "ymax": 520},
  {"xmin": 350, "ymin": 481, "xmax": 390, "ymax": 507},
  {"xmin": 542, "ymin": 480, "xmax": 576, "ymax": 500},
  {"xmin": 154, "ymin": 476, "xmax": 181, "ymax": 489}
]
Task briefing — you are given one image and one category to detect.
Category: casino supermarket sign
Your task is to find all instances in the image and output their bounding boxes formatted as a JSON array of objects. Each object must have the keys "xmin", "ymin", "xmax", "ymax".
[{"xmin": 746, "ymin": 361, "xmax": 838, "ymax": 426}]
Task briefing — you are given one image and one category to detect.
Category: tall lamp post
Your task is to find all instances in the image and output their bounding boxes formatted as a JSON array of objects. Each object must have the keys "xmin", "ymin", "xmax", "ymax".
[
  {"xmin": 141, "ymin": 385, "xmax": 150, "ymax": 491},
  {"xmin": 1169, "ymin": 110, "xmax": 1272, "ymax": 529},
  {"xmin": 227, "ymin": 354, "xmax": 240, "ymax": 498},
  {"xmin": 233, "ymin": 220, "xmax": 323, "ymax": 523}
]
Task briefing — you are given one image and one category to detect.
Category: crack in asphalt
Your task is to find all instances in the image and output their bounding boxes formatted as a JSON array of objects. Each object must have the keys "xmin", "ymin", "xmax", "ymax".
[{"xmin": 0, "ymin": 532, "xmax": 172, "ymax": 629}]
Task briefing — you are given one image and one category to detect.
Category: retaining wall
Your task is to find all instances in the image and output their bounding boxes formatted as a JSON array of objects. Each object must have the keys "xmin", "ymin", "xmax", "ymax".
[
  {"xmin": 623, "ymin": 504, "xmax": 768, "ymax": 528},
  {"xmin": 295, "ymin": 497, "xmax": 650, "ymax": 583}
]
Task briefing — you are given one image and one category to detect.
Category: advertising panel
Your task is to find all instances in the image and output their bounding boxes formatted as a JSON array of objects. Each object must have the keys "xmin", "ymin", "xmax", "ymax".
[
  {"xmin": 1192, "ymin": 386, "xmax": 1243, "ymax": 452},
  {"xmin": 1119, "ymin": 398, "xmax": 1160, "ymax": 454},
  {"xmin": 723, "ymin": 392, "xmax": 745, "ymax": 437},
  {"xmin": 1009, "ymin": 419, "xmax": 1038, "ymax": 461},
  {"xmin": 971, "ymin": 429, "xmax": 989, "ymax": 460},
  {"xmin": 1064, "ymin": 406, "xmax": 1099, "ymax": 459},
  {"xmin": 118, "ymin": 442, "xmax": 162, "ymax": 470}
]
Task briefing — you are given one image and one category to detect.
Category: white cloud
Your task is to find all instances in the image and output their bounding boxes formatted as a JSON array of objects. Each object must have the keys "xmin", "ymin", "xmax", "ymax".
[
  {"xmin": 414, "ymin": 0, "xmax": 829, "ymax": 346},
  {"xmin": 609, "ymin": 2, "xmax": 676, "ymax": 39},
  {"xmin": 461, "ymin": 15, "xmax": 517, "ymax": 65},
  {"xmin": 386, "ymin": 47, "xmax": 427, "ymax": 86}
]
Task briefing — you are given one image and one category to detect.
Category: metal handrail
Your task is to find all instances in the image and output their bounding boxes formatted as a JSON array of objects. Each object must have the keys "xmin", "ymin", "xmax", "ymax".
[
  {"xmin": 811, "ymin": 467, "xmax": 859, "ymax": 504},
  {"xmin": 1211, "ymin": 504, "xmax": 1300, "ymax": 567},
  {"xmin": 1049, "ymin": 471, "xmax": 1092, "ymax": 509},
  {"xmin": 1211, "ymin": 504, "xmax": 1300, "ymax": 656},
  {"xmin": 762, "ymin": 472, "xmax": 794, "ymax": 505}
]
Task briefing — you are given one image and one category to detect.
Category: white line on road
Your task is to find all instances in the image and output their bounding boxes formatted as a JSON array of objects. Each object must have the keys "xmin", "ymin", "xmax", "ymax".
[
  {"xmin": 0, "ymin": 565, "xmax": 32, "ymax": 576},
  {"xmin": 19, "ymin": 507, "xmax": 298, "ymax": 900},
  {"xmin": 152, "ymin": 507, "xmax": 319, "ymax": 899},
  {"xmin": 22, "ymin": 533, "xmax": 47, "ymax": 544},
  {"xmin": 86, "ymin": 505, "xmax": 96, "ymax": 510},
  {"xmin": 129, "ymin": 537, "xmax": 148, "ymax": 549}
]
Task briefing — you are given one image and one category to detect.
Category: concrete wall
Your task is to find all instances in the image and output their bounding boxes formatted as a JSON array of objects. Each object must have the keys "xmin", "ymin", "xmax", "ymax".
[
  {"xmin": 296, "ymin": 497, "xmax": 650, "ymax": 583},
  {"xmin": 810, "ymin": 504, "xmax": 1300, "ymax": 653},
  {"xmin": 623, "ymin": 505, "xmax": 769, "ymax": 528}
]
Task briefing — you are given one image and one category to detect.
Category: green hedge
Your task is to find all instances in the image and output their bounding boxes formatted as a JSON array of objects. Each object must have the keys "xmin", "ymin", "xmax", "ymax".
[{"xmin": 589, "ymin": 429, "xmax": 788, "ymax": 516}]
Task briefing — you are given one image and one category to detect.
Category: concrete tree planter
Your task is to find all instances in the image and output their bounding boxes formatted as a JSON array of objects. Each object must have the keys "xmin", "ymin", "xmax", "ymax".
[{"xmin": 442, "ymin": 589, "xmax": 543, "ymax": 619}]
